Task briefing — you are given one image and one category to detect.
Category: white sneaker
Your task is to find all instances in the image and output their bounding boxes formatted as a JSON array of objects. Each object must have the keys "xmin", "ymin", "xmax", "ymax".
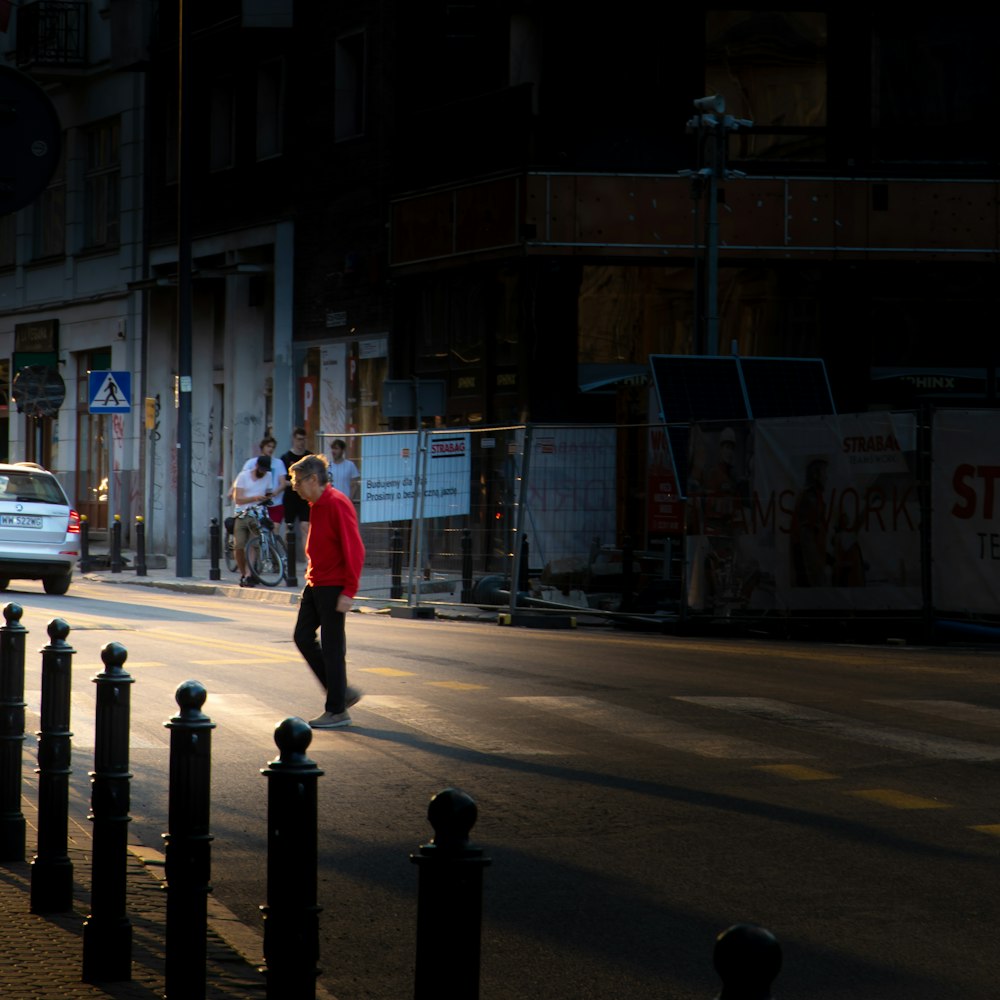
[{"xmin": 308, "ymin": 711, "xmax": 351, "ymax": 729}]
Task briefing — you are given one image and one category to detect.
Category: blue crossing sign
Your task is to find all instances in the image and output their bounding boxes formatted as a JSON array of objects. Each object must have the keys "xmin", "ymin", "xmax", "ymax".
[{"xmin": 88, "ymin": 370, "xmax": 132, "ymax": 413}]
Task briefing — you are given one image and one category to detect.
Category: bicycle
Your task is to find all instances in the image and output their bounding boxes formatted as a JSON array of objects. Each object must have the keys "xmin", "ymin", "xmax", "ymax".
[{"xmin": 233, "ymin": 501, "xmax": 287, "ymax": 587}]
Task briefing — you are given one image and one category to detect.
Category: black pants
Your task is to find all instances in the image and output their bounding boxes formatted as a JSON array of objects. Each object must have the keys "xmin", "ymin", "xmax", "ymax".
[{"xmin": 293, "ymin": 584, "xmax": 347, "ymax": 713}]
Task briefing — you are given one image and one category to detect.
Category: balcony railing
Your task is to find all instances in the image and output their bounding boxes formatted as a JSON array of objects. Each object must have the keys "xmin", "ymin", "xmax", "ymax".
[{"xmin": 16, "ymin": 1, "xmax": 87, "ymax": 70}]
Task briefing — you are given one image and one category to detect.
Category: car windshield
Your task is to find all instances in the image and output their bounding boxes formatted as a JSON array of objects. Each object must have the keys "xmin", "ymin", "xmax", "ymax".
[{"xmin": 0, "ymin": 472, "xmax": 66, "ymax": 505}]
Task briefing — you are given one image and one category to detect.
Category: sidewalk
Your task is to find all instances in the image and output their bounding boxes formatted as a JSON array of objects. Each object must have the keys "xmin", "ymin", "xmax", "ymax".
[
  {"xmin": 1, "ymin": 778, "xmax": 329, "ymax": 999},
  {"xmin": 79, "ymin": 546, "xmax": 499, "ymax": 622}
]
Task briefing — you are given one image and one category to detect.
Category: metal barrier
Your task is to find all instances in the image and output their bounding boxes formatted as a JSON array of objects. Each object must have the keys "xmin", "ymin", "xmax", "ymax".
[{"xmin": 343, "ymin": 423, "xmax": 674, "ymax": 622}]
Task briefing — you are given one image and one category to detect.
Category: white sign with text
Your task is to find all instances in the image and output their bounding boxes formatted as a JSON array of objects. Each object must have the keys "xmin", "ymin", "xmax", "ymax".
[{"xmin": 360, "ymin": 432, "xmax": 471, "ymax": 524}]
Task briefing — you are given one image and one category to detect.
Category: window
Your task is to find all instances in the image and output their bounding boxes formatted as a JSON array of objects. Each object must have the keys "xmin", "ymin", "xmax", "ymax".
[
  {"xmin": 210, "ymin": 77, "xmax": 235, "ymax": 171},
  {"xmin": 33, "ymin": 136, "xmax": 66, "ymax": 259},
  {"xmin": 84, "ymin": 119, "xmax": 120, "ymax": 249},
  {"xmin": 256, "ymin": 58, "xmax": 284, "ymax": 160},
  {"xmin": 335, "ymin": 30, "xmax": 366, "ymax": 141},
  {"xmin": 705, "ymin": 11, "xmax": 827, "ymax": 162}
]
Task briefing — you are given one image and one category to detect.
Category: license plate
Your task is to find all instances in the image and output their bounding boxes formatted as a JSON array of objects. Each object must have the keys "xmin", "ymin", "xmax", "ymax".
[{"xmin": 0, "ymin": 514, "xmax": 42, "ymax": 528}]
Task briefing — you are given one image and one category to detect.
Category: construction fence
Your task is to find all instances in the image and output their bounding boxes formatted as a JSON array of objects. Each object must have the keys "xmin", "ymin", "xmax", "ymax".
[{"xmin": 338, "ymin": 409, "xmax": 1000, "ymax": 631}]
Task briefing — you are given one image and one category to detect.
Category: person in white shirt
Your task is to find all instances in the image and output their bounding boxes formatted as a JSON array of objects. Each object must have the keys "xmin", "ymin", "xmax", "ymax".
[
  {"xmin": 231, "ymin": 455, "xmax": 273, "ymax": 586},
  {"xmin": 241, "ymin": 435, "xmax": 288, "ymax": 523},
  {"xmin": 328, "ymin": 438, "xmax": 360, "ymax": 501}
]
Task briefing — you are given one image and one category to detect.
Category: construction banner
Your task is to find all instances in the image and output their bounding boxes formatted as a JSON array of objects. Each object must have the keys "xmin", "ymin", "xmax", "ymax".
[
  {"xmin": 686, "ymin": 413, "xmax": 922, "ymax": 613},
  {"xmin": 931, "ymin": 409, "xmax": 1000, "ymax": 616}
]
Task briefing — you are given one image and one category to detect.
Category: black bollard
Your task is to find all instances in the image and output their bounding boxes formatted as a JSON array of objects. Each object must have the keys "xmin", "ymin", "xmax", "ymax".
[
  {"xmin": 83, "ymin": 642, "xmax": 134, "ymax": 983},
  {"xmin": 518, "ymin": 534, "xmax": 530, "ymax": 591},
  {"xmin": 714, "ymin": 923, "xmax": 782, "ymax": 1000},
  {"xmin": 135, "ymin": 516, "xmax": 147, "ymax": 576},
  {"xmin": 260, "ymin": 718, "xmax": 323, "ymax": 999},
  {"xmin": 391, "ymin": 527, "xmax": 403, "ymax": 599},
  {"xmin": 0, "ymin": 603, "xmax": 27, "ymax": 862},
  {"xmin": 110, "ymin": 515, "xmax": 123, "ymax": 573},
  {"xmin": 411, "ymin": 788, "xmax": 491, "ymax": 1000},
  {"xmin": 285, "ymin": 520, "xmax": 298, "ymax": 588},
  {"xmin": 208, "ymin": 518, "xmax": 221, "ymax": 582},
  {"xmin": 79, "ymin": 514, "xmax": 91, "ymax": 573},
  {"xmin": 163, "ymin": 680, "xmax": 215, "ymax": 1000},
  {"xmin": 461, "ymin": 529, "xmax": 472, "ymax": 603},
  {"xmin": 30, "ymin": 618, "xmax": 76, "ymax": 913}
]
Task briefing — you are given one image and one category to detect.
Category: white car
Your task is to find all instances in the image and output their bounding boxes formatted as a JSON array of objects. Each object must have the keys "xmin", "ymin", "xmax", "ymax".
[{"xmin": 0, "ymin": 462, "xmax": 80, "ymax": 595}]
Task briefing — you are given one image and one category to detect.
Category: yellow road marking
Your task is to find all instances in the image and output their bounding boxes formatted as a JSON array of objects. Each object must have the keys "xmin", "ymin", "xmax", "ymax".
[
  {"xmin": 970, "ymin": 824, "xmax": 1000, "ymax": 837},
  {"xmin": 427, "ymin": 681, "xmax": 488, "ymax": 691},
  {"xmin": 360, "ymin": 667, "xmax": 416, "ymax": 677},
  {"xmin": 848, "ymin": 789, "xmax": 950, "ymax": 810},
  {"xmin": 754, "ymin": 764, "xmax": 838, "ymax": 781}
]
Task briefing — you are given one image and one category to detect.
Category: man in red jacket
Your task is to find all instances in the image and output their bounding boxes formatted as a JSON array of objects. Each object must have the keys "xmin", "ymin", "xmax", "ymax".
[{"xmin": 289, "ymin": 453, "xmax": 366, "ymax": 728}]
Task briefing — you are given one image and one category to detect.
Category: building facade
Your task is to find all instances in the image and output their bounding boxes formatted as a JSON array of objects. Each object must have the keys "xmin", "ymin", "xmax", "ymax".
[
  {"xmin": 2, "ymin": 5, "xmax": 998, "ymax": 560},
  {"xmin": 0, "ymin": 0, "xmax": 150, "ymax": 531}
]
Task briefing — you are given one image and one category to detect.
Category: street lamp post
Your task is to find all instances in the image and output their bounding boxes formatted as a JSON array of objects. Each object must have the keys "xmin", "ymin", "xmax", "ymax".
[
  {"xmin": 176, "ymin": 0, "xmax": 193, "ymax": 576},
  {"xmin": 684, "ymin": 95, "xmax": 753, "ymax": 356}
]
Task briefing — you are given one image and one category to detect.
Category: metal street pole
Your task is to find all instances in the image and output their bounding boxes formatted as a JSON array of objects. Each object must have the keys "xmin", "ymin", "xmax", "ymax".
[
  {"xmin": 685, "ymin": 95, "xmax": 753, "ymax": 357},
  {"xmin": 176, "ymin": 0, "xmax": 193, "ymax": 576}
]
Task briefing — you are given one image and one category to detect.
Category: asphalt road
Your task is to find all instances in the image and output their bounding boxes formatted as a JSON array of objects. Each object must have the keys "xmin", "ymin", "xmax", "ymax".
[{"xmin": 9, "ymin": 578, "xmax": 1000, "ymax": 1000}]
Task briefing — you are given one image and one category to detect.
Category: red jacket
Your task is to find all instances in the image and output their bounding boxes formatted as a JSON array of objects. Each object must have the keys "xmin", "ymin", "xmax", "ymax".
[{"xmin": 305, "ymin": 485, "xmax": 366, "ymax": 596}]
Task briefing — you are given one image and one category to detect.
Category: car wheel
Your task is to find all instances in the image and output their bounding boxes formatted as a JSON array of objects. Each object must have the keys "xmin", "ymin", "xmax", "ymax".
[
  {"xmin": 42, "ymin": 573, "xmax": 71, "ymax": 596},
  {"xmin": 0, "ymin": 578, "xmax": 9, "ymax": 591}
]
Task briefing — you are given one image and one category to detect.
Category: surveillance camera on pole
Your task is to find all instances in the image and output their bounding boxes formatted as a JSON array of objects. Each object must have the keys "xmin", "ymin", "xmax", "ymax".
[{"xmin": 684, "ymin": 94, "xmax": 753, "ymax": 356}]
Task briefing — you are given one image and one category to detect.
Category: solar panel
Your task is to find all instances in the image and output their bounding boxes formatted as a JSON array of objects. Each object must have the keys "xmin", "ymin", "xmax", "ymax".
[
  {"xmin": 739, "ymin": 357, "xmax": 836, "ymax": 418},
  {"xmin": 649, "ymin": 355, "xmax": 749, "ymax": 423}
]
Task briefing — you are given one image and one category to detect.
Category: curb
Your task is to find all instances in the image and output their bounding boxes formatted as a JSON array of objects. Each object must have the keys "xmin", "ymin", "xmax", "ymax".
[{"xmin": 83, "ymin": 573, "xmax": 302, "ymax": 605}]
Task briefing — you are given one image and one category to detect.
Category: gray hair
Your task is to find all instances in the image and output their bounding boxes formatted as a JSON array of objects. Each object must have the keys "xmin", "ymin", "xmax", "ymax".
[{"xmin": 290, "ymin": 453, "xmax": 329, "ymax": 482}]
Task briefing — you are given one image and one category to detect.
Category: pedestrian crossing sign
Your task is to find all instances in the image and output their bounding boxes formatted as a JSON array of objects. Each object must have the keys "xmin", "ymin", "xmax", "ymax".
[{"xmin": 88, "ymin": 370, "xmax": 132, "ymax": 413}]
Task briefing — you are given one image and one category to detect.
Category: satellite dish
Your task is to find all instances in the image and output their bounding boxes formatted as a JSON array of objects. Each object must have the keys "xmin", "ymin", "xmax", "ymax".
[{"xmin": 0, "ymin": 65, "xmax": 62, "ymax": 216}]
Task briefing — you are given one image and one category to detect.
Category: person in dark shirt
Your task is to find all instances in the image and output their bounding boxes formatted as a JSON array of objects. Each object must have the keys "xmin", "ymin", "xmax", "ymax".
[{"xmin": 281, "ymin": 427, "xmax": 310, "ymax": 566}]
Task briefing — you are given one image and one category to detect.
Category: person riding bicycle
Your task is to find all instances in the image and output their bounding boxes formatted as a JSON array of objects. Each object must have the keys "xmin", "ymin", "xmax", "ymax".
[{"xmin": 231, "ymin": 454, "xmax": 274, "ymax": 587}]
